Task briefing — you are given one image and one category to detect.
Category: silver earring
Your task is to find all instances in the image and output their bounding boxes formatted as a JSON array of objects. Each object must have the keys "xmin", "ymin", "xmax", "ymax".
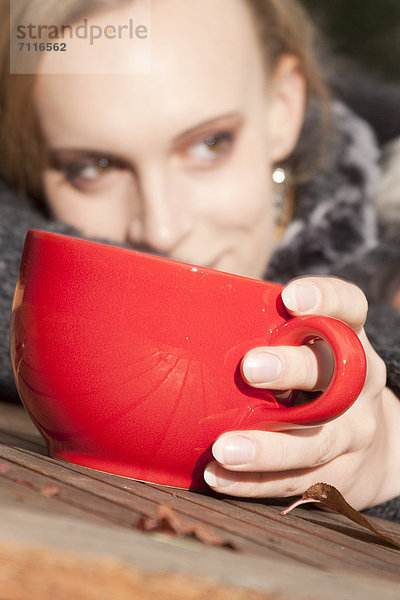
[{"xmin": 272, "ymin": 167, "xmax": 286, "ymax": 224}]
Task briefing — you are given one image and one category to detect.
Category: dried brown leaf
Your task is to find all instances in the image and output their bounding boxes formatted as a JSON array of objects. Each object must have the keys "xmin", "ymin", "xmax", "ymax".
[
  {"xmin": 136, "ymin": 504, "xmax": 237, "ymax": 550},
  {"xmin": 281, "ymin": 483, "xmax": 400, "ymax": 550},
  {"xmin": 16, "ymin": 480, "xmax": 34, "ymax": 488},
  {"xmin": 40, "ymin": 484, "xmax": 61, "ymax": 498},
  {"xmin": 0, "ymin": 463, "xmax": 10, "ymax": 475}
]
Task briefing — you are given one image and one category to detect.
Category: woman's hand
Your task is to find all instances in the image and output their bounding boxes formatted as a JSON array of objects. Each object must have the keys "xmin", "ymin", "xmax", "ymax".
[{"xmin": 204, "ymin": 277, "xmax": 400, "ymax": 510}]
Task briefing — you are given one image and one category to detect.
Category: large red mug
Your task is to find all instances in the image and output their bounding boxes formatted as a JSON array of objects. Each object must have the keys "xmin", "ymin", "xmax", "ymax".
[{"xmin": 10, "ymin": 230, "xmax": 367, "ymax": 490}]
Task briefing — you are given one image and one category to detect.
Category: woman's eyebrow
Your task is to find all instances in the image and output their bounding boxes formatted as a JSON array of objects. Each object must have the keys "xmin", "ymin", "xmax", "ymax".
[
  {"xmin": 47, "ymin": 148, "xmax": 131, "ymax": 169},
  {"xmin": 46, "ymin": 113, "xmax": 244, "ymax": 166},
  {"xmin": 172, "ymin": 112, "xmax": 243, "ymax": 146}
]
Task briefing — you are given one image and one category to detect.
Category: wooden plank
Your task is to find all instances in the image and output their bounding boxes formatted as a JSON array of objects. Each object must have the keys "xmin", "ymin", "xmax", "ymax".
[
  {"xmin": 0, "ymin": 477, "xmax": 118, "ymax": 527},
  {"xmin": 59, "ymin": 468, "xmax": 400, "ymax": 578},
  {"xmin": 0, "ymin": 401, "xmax": 41, "ymax": 439},
  {"xmin": 1, "ymin": 406, "xmax": 400, "ymax": 579},
  {"xmin": 1, "ymin": 402, "xmax": 400, "ymax": 589},
  {"xmin": 0, "ymin": 428, "xmax": 47, "ymax": 454},
  {"xmin": 221, "ymin": 498, "xmax": 400, "ymax": 567},
  {"xmin": 0, "ymin": 456, "xmax": 142, "ymax": 528},
  {"xmin": 106, "ymin": 479, "xmax": 400, "ymax": 578},
  {"xmin": 1, "ymin": 503, "xmax": 400, "ymax": 600},
  {"xmin": 0, "ymin": 445, "xmax": 293, "ymax": 558},
  {"xmin": 1, "ymin": 436, "xmax": 400, "ymax": 581}
]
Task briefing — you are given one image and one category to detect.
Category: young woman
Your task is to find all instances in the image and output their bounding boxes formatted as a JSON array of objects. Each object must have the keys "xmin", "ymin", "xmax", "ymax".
[{"xmin": 1, "ymin": 0, "xmax": 400, "ymax": 519}]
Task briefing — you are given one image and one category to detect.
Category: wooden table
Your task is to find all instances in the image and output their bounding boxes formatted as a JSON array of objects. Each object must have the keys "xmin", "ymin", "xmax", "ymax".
[{"xmin": 0, "ymin": 400, "xmax": 399, "ymax": 600}]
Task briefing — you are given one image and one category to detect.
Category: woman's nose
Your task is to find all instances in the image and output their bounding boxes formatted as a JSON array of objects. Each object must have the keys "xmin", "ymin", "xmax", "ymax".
[{"xmin": 128, "ymin": 169, "xmax": 191, "ymax": 254}]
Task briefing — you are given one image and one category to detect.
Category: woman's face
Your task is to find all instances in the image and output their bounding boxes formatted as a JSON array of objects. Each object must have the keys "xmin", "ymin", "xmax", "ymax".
[{"xmin": 34, "ymin": 0, "xmax": 304, "ymax": 279}]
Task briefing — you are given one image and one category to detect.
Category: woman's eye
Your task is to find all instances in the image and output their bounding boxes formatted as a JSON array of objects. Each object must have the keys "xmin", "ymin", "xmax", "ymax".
[
  {"xmin": 76, "ymin": 164, "xmax": 106, "ymax": 181},
  {"xmin": 57, "ymin": 157, "xmax": 120, "ymax": 191},
  {"xmin": 187, "ymin": 131, "xmax": 235, "ymax": 163},
  {"xmin": 66, "ymin": 158, "xmax": 110, "ymax": 182}
]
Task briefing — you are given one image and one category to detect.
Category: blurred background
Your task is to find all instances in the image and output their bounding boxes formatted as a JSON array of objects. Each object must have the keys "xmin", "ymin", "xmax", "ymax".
[{"xmin": 301, "ymin": 0, "xmax": 400, "ymax": 82}]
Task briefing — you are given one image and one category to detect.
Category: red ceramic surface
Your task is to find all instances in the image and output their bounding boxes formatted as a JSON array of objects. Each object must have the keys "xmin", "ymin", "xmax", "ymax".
[{"xmin": 10, "ymin": 230, "xmax": 367, "ymax": 490}]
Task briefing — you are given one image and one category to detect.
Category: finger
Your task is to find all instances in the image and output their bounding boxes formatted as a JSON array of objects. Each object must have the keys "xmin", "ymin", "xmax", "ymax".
[
  {"xmin": 209, "ymin": 425, "xmax": 342, "ymax": 473},
  {"xmin": 203, "ymin": 460, "xmax": 320, "ymax": 498},
  {"xmin": 204, "ymin": 458, "xmax": 375, "ymax": 507},
  {"xmin": 241, "ymin": 339, "xmax": 334, "ymax": 391},
  {"xmin": 281, "ymin": 276, "xmax": 368, "ymax": 333}
]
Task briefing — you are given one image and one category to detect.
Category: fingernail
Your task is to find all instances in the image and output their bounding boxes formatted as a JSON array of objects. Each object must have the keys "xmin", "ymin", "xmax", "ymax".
[
  {"xmin": 213, "ymin": 435, "xmax": 256, "ymax": 466},
  {"xmin": 242, "ymin": 351, "xmax": 282, "ymax": 384},
  {"xmin": 282, "ymin": 283, "xmax": 321, "ymax": 313},
  {"xmin": 204, "ymin": 464, "xmax": 236, "ymax": 489}
]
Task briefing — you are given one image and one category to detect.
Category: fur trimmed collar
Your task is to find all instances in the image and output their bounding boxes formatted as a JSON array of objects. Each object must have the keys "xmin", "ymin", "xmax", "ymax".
[{"xmin": 266, "ymin": 101, "xmax": 381, "ymax": 283}]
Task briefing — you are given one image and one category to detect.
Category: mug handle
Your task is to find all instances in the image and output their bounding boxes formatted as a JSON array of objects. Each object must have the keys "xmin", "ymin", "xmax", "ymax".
[{"xmin": 264, "ymin": 315, "xmax": 367, "ymax": 427}]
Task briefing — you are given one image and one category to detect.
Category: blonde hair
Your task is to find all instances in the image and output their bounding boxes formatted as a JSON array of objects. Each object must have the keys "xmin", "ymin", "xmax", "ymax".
[
  {"xmin": 245, "ymin": 0, "xmax": 330, "ymax": 179},
  {"xmin": 0, "ymin": 0, "xmax": 125, "ymax": 207},
  {"xmin": 0, "ymin": 0, "xmax": 330, "ymax": 207}
]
